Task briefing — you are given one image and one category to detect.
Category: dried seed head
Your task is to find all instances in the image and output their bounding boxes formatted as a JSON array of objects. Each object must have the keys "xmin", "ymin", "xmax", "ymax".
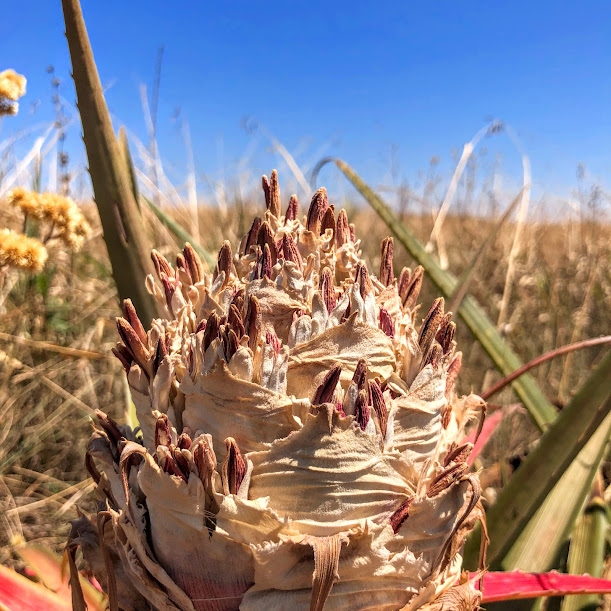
[
  {"xmin": 244, "ymin": 294, "xmax": 261, "ymax": 351},
  {"xmin": 214, "ymin": 241, "xmax": 232, "ymax": 283},
  {"xmin": 183, "ymin": 242, "xmax": 204, "ymax": 284},
  {"xmin": 379, "ymin": 308, "xmax": 395, "ymax": 338},
  {"xmin": 352, "ymin": 358, "xmax": 368, "ymax": 391},
  {"xmin": 280, "ymin": 233, "xmax": 303, "ymax": 270},
  {"xmin": 418, "ymin": 297, "xmax": 445, "ymax": 360},
  {"xmin": 122, "ymin": 299, "xmax": 147, "ymax": 345},
  {"xmin": 320, "ymin": 206, "xmax": 335, "ymax": 236},
  {"xmin": 403, "ymin": 265, "xmax": 423, "ymax": 310},
  {"xmin": 307, "ymin": 187, "xmax": 328, "ymax": 233},
  {"xmin": 268, "ymin": 169, "xmax": 281, "ymax": 218},
  {"xmin": 154, "ymin": 414, "xmax": 172, "ymax": 448},
  {"xmin": 319, "ymin": 267, "xmax": 337, "ymax": 314},
  {"xmin": 285, "ymin": 194, "xmax": 299, "ymax": 222},
  {"xmin": 151, "ymin": 249, "xmax": 174, "ymax": 279},
  {"xmin": 335, "ymin": 209, "xmax": 350, "ymax": 247},
  {"xmin": 349, "ymin": 223, "xmax": 356, "ymax": 243},
  {"xmin": 355, "ymin": 389, "xmax": 370, "ymax": 431},
  {"xmin": 261, "ymin": 175, "xmax": 271, "ymax": 210},
  {"xmin": 222, "ymin": 437, "xmax": 246, "ymax": 496},
  {"xmin": 379, "ymin": 237, "xmax": 394, "ymax": 286},
  {"xmin": 368, "ymin": 379, "xmax": 388, "ymax": 439},
  {"xmin": 243, "ymin": 217, "xmax": 262, "ymax": 256},
  {"xmin": 389, "ymin": 497, "xmax": 413, "ymax": 534},
  {"xmin": 397, "ymin": 267, "xmax": 411, "ymax": 300},
  {"xmin": 313, "ymin": 365, "xmax": 342, "ymax": 405}
]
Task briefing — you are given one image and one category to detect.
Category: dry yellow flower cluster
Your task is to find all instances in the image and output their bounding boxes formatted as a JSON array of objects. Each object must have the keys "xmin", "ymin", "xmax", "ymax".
[
  {"xmin": 0, "ymin": 69, "xmax": 26, "ymax": 117},
  {"xmin": 8, "ymin": 188, "xmax": 91, "ymax": 250},
  {"xmin": 0, "ymin": 229, "xmax": 48, "ymax": 272}
]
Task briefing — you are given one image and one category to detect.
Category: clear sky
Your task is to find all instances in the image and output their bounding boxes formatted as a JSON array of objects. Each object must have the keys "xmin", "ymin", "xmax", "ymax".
[{"xmin": 2, "ymin": 1, "xmax": 610, "ymax": 209}]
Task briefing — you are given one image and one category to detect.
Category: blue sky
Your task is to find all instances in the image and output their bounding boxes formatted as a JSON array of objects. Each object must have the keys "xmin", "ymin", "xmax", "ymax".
[{"xmin": 2, "ymin": 1, "xmax": 609, "ymax": 209}]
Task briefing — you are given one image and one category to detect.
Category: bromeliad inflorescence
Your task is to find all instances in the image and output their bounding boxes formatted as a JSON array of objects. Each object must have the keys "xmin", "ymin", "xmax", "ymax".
[{"xmin": 73, "ymin": 171, "xmax": 486, "ymax": 611}]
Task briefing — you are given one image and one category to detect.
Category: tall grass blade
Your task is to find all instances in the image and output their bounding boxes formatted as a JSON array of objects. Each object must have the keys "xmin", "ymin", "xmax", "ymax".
[
  {"xmin": 561, "ymin": 485, "xmax": 608, "ymax": 611},
  {"xmin": 498, "ymin": 414, "xmax": 611, "ymax": 572},
  {"xmin": 62, "ymin": 0, "xmax": 162, "ymax": 324},
  {"xmin": 467, "ymin": 348, "xmax": 611, "ymax": 569},
  {"xmin": 312, "ymin": 157, "xmax": 557, "ymax": 429},
  {"xmin": 118, "ymin": 126, "xmax": 140, "ymax": 208},
  {"xmin": 143, "ymin": 197, "xmax": 215, "ymax": 269}
]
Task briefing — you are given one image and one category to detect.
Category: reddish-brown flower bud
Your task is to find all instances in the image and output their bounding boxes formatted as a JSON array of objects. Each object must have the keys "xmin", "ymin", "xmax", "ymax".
[
  {"xmin": 355, "ymin": 389, "xmax": 370, "ymax": 431},
  {"xmin": 403, "ymin": 265, "xmax": 423, "ymax": 310},
  {"xmin": 398, "ymin": 267, "xmax": 411, "ymax": 301},
  {"xmin": 222, "ymin": 437, "xmax": 246, "ymax": 496},
  {"xmin": 268, "ymin": 169, "xmax": 281, "ymax": 218},
  {"xmin": 151, "ymin": 249, "xmax": 174, "ymax": 279},
  {"xmin": 379, "ymin": 237, "xmax": 394, "ymax": 286},
  {"xmin": 368, "ymin": 379, "xmax": 388, "ymax": 438},
  {"xmin": 245, "ymin": 294, "xmax": 261, "ymax": 352},
  {"xmin": 418, "ymin": 297, "xmax": 445, "ymax": 361},
  {"xmin": 306, "ymin": 187, "xmax": 328, "ymax": 233},
  {"xmin": 390, "ymin": 497, "xmax": 413, "ymax": 534},
  {"xmin": 154, "ymin": 414, "xmax": 172, "ymax": 448},
  {"xmin": 313, "ymin": 365, "xmax": 342, "ymax": 405},
  {"xmin": 257, "ymin": 221, "xmax": 277, "ymax": 266},
  {"xmin": 122, "ymin": 299, "xmax": 147, "ymax": 345},
  {"xmin": 335, "ymin": 209, "xmax": 350, "ymax": 247},
  {"xmin": 352, "ymin": 358, "xmax": 367, "ymax": 391},
  {"xmin": 243, "ymin": 216, "xmax": 262, "ymax": 256},
  {"xmin": 261, "ymin": 174, "xmax": 271, "ymax": 210},
  {"xmin": 379, "ymin": 308, "xmax": 395, "ymax": 338},
  {"xmin": 214, "ymin": 241, "xmax": 232, "ymax": 284},
  {"xmin": 285, "ymin": 194, "xmax": 299, "ymax": 222},
  {"xmin": 319, "ymin": 267, "xmax": 337, "ymax": 314},
  {"xmin": 183, "ymin": 242, "xmax": 204, "ymax": 284},
  {"xmin": 320, "ymin": 206, "xmax": 335, "ymax": 236},
  {"xmin": 280, "ymin": 233, "xmax": 303, "ymax": 270}
]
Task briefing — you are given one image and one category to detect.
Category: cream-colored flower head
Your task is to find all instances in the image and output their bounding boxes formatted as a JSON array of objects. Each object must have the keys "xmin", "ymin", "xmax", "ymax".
[
  {"xmin": 0, "ymin": 69, "xmax": 26, "ymax": 117},
  {"xmin": 0, "ymin": 229, "xmax": 48, "ymax": 272},
  {"xmin": 77, "ymin": 171, "xmax": 485, "ymax": 611},
  {"xmin": 7, "ymin": 189, "xmax": 91, "ymax": 251},
  {"xmin": 0, "ymin": 69, "xmax": 27, "ymax": 101}
]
